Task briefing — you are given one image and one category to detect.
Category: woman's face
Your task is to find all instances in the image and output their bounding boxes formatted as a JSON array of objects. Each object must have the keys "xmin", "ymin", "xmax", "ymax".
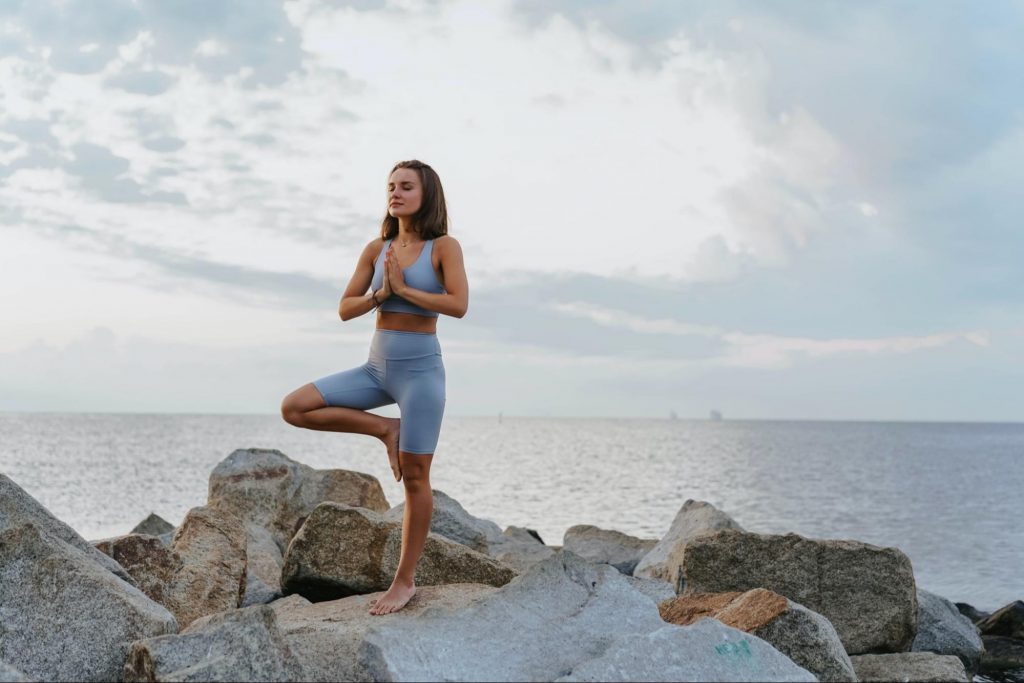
[{"xmin": 388, "ymin": 168, "xmax": 422, "ymax": 218}]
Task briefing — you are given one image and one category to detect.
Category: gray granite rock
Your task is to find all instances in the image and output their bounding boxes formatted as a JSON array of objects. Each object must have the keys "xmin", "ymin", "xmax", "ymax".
[
  {"xmin": 123, "ymin": 603, "xmax": 304, "ymax": 682},
  {"xmin": 356, "ymin": 549, "xmax": 769, "ymax": 682},
  {"xmin": 93, "ymin": 505, "xmax": 248, "ymax": 630},
  {"xmin": 281, "ymin": 503, "xmax": 516, "ymax": 600},
  {"xmin": 659, "ymin": 588, "xmax": 856, "ymax": 682},
  {"xmin": 563, "ymin": 524, "xmax": 658, "ymax": 575},
  {"xmin": 0, "ymin": 522, "xmax": 177, "ymax": 682},
  {"xmin": 0, "ymin": 473, "xmax": 136, "ymax": 586},
  {"xmin": 632, "ymin": 499, "xmax": 744, "ymax": 591},
  {"xmin": 269, "ymin": 584, "xmax": 496, "ymax": 681},
  {"xmin": 0, "ymin": 660, "xmax": 35, "ymax": 682},
  {"xmin": 130, "ymin": 512, "xmax": 175, "ymax": 537},
  {"xmin": 383, "ymin": 489, "xmax": 499, "ymax": 552},
  {"xmin": 681, "ymin": 527, "xmax": 918, "ymax": 654},
  {"xmin": 850, "ymin": 651, "xmax": 970, "ymax": 682},
  {"xmin": 555, "ymin": 620, "xmax": 817, "ymax": 682},
  {"xmin": 911, "ymin": 588, "xmax": 984, "ymax": 676},
  {"xmin": 623, "ymin": 575, "xmax": 675, "ymax": 605},
  {"xmin": 207, "ymin": 447, "xmax": 390, "ymax": 600}
]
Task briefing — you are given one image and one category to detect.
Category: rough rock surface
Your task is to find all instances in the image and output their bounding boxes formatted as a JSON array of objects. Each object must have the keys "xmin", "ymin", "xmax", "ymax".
[
  {"xmin": 660, "ymin": 588, "xmax": 856, "ymax": 682},
  {"xmin": 206, "ymin": 447, "xmax": 390, "ymax": 598},
  {"xmin": 562, "ymin": 524, "xmax": 658, "ymax": 575},
  {"xmin": 977, "ymin": 600, "xmax": 1024, "ymax": 639},
  {"xmin": 123, "ymin": 604, "xmax": 304, "ymax": 682},
  {"xmin": 0, "ymin": 522, "xmax": 177, "ymax": 683},
  {"xmin": 384, "ymin": 490, "xmax": 557, "ymax": 571},
  {"xmin": 850, "ymin": 652, "xmax": 970, "ymax": 682},
  {"xmin": 980, "ymin": 636, "xmax": 1024, "ymax": 674},
  {"xmin": 281, "ymin": 503, "xmax": 516, "ymax": 600},
  {"xmin": 129, "ymin": 512, "xmax": 175, "ymax": 537},
  {"xmin": 632, "ymin": 499, "xmax": 744, "ymax": 591},
  {"xmin": 681, "ymin": 527, "xmax": 918, "ymax": 654},
  {"xmin": 0, "ymin": 473, "xmax": 136, "ymax": 586},
  {"xmin": 0, "ymin": 660, "xmax": 35, "ymax": 682},
  {"xmin": 356, "ymin": 549, "xmax": 815, "ymax": 682},
  {"xmin": 93, "ymin": 505, "xmax": 248, "ymax": 629},
  {"xmin": 911, "ymin": 588, "xmax": 984, "ymax": 675},
  {"xmin": 554, "ymin": 620, "xmax": 817, "ymax": 682},
  {"xmin": 270, "ymin": 584, "xmax": 496, "ymax": 681}
]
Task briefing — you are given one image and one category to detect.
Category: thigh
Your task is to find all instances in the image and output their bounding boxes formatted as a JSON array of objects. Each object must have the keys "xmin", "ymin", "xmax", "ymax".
[
  {"xmin": 312, "ymin": 364, "xmax": 394, "ymax": 410},
  {"xmin": 386, "ymin": 356, "xmax": 446, "ymax": 455}
]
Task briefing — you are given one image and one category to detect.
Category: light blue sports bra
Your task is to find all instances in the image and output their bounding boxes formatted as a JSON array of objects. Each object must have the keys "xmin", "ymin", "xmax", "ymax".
[{"xmin": 371, "ymin": 238, "xmax": 447, "ymax": 317}]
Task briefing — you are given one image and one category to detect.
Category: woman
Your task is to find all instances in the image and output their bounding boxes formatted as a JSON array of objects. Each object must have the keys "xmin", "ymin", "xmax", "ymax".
[{"xmin": 280, "ymin": 160, "xmax": 468, "ymax": 615}]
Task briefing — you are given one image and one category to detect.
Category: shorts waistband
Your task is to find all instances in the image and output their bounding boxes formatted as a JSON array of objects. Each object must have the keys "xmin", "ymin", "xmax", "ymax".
[
  {"xmin": 374, "ymin": 329, "xmax": 437, "ymax": 337},
  {"xmin": 370, "ymin": 328, "xmax": 442, "ymax": 359}
]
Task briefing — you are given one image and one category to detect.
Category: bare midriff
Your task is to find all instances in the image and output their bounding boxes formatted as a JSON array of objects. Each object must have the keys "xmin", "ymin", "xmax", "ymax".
[{"xmin": 375, "ymin": 310, "xmax": 438, "ymax": 334}]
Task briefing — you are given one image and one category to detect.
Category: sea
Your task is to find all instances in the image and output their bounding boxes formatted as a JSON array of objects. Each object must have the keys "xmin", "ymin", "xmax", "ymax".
[{"xmin": 1, "ymin": 412, "xmax": 1021, "ymax": 617}]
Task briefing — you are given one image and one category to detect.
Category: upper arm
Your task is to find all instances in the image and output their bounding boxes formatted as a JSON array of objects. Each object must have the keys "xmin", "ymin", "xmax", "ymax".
[
  {"xmin": 342, "ymin": 238, "xmax": 384, "ymax": 300},
  {"xmin": 439, "ymin": 236, "xmax": 468, "ymax": 314}
]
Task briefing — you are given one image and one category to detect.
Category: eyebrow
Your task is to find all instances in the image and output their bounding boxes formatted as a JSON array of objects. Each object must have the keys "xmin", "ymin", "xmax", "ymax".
[{"xmin": 388, "ymin": 181, "xmax": 414, "ymax": 185}]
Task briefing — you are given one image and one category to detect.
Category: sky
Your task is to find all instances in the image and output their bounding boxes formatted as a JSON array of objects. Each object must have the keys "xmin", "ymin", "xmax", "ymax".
[{"xmin": 1, "ymin": 0, "xmax": 1022, "ymax": 420}]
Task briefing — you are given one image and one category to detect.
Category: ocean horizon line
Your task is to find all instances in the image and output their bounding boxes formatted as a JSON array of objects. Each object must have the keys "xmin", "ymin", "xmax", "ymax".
[{"xmin": 1, "ymin": 410, "xmax": 1021, "ymax": 426}]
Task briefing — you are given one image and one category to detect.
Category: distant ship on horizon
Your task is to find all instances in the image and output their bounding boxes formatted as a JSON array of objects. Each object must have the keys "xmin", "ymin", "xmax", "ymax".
[{"xmin": 710, "ymin": 409, "xmax": 723, "ymax": 421}]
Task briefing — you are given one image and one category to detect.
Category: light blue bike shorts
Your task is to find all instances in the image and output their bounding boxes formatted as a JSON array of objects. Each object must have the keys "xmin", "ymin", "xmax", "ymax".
[{"xmin": 312, "ymin": 329, "xmax": 446, "ymax": 455}]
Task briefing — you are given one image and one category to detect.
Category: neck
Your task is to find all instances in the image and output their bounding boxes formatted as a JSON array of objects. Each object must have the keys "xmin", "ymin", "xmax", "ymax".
[{"xmin": 395, "ymin": 223, "xmax": 420, "ymax": 243}]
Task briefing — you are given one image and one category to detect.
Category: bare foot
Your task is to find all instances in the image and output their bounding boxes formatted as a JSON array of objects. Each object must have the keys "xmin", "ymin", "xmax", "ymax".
[
  {"xmin": 380, "ymin": 417, "xmax": 402, "ymax": 482},
  {"xmin": 368, "ymin": 579, "xmax": 416, "ymax": 615}
]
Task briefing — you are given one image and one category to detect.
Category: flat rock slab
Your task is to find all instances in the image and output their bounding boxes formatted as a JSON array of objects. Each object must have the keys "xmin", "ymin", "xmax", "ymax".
[
  {"xmin": 356, "ymin": 549, "xmax": 814, "ymax": 682},
  {"xmin": 850, "ymin": 652, "xmax": 970, "ymax": 682},
  {"xmin": 555, "ymin": 620, "xmax": 817, "ymax": 682},
  {"xmin": 681, "ymin": 528, "xmax": 918, "ymax": 654},
  {"xmin": 123, "ymin": 603, "xmax": 304, "ymax": 682},
  {"xmin": 660, "ymin": 588, "xmax": 856, "ymax": 682},
  {"xmin": 0, "ymin": 522, "xmax": 177, "ymax": 683},
  {"xmin": 270, "ymin": 584, "xmax": 496, "ymax": 682}
]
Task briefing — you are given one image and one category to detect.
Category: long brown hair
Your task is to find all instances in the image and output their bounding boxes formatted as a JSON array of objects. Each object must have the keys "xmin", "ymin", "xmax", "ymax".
[{"xmin": 379, "ymin": 160, "xmax": 449, "ymax": 241}]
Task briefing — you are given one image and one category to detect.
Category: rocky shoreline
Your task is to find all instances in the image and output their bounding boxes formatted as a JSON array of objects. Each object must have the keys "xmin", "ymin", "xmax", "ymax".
[{"xmin": 1, "ymin": 446, "xmax": 1021, "ymax": 682}]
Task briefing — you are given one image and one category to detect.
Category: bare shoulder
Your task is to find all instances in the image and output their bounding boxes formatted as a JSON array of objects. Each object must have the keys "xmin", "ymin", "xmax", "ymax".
[
  {"xmin": 362, "ymin": 236, "xmax": 386, "ymax": 260},
  {"xmin": 435, "ymin": 234, "xmax": 463, "ymax": 256}
]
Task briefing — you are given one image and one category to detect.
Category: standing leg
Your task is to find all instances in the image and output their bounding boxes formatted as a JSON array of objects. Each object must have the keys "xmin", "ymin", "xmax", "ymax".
[{"xmin": 369, "ymin": 451, "xmax": 433, "ymax": 615}]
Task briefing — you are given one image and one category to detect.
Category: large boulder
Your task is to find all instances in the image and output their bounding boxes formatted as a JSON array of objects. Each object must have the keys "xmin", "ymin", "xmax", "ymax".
[
  {"xmin": 123, "ymin": 603, "xmax": 305, "ymax": 682},
  {"xmin": 384, "ymin": 489, "xmax": 557, "ymax": 571},
  {"xmin": 356, "ymin": 549, "xmax": 816, "ymax": 682},
  {"xmin": 632, "ymin": 499, "xmax": 744, "ymax": 591},
  {"xmin": 281, "ymin": 503, "xmax": 517, "ymax": 600},
  {"xmin": 129, "ymin": 512, "xmax": 175, "ymax": 537},
  {"xmin": 562, "ymin": 524, "xmax": 658, "ymax": 575},
  {"xmin": 680, "ymin": 527, "xmax": 918, "ymax": 654},
  {"xmin": 0, "ymin": 473, "xmax": 136, "ymax": 586},
  {"xmin": 911, "ymin": 588, "xmax": 984, "ymax": 676},
  {"xmin": 659, "ymin": 588, "xmax": 856, "ymax": 682},
  {"xmin": 206, "ymin": 448, "xmax": 390, "ymax": 598},
  {"xmin": 270, "ymin": 584, "xmax": 496, "ymax": 681},
  {"xmin": 849, "ymin": 652, "xmax": 970, "ymax": 682},
  {"xmin": 93, "ymin": 505, "xmax": 248, "ymax": 629},
  {"xmin": 977, "ymin": 600, "xmax": 1024, "ymax": 639},
  {"xmin": 0, "ymin": 522, "xmax": 177, "ymax": 682},
  {"xmin": 554, "ymin": 620, "xmax": 817, "ymax": 682}
]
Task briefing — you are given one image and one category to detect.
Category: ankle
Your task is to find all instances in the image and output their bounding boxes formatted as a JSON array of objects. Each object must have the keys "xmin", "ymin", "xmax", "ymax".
[{"xmin": 393, "ymin": 575, "xmax": 415, "ymax": 588}]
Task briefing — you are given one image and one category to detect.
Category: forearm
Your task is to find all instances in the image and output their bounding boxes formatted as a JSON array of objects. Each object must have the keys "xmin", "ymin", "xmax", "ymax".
[
  {"xmin": 339, "ymin": 290, "xmax": 382, "ymax": 321},
  {"xmin": 396, "ymin": 286, "xmax": 466, "ymax": 318}
]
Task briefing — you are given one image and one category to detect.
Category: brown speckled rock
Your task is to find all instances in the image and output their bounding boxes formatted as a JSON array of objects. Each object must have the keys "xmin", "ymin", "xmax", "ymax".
[
  {"xmin": 281, "ymin": 503, "xmax": 517, "ymax": 601},
  {"xmin": 94, "ymin": 505, "xmax": 247, "ymax": 630},
  {"xmin": 680, "ymin": 528, "xmax": 918, "ymax": 654},
  {"xmin": 659, "ymin": 588, "xmax": 856, "ymax": 681}
]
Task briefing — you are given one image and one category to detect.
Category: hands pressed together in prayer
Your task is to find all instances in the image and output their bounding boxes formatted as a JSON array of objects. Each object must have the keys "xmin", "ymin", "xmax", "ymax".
[{"xmin": 382, "ymin": 245, "xmax": 407, "ymax": 298}]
